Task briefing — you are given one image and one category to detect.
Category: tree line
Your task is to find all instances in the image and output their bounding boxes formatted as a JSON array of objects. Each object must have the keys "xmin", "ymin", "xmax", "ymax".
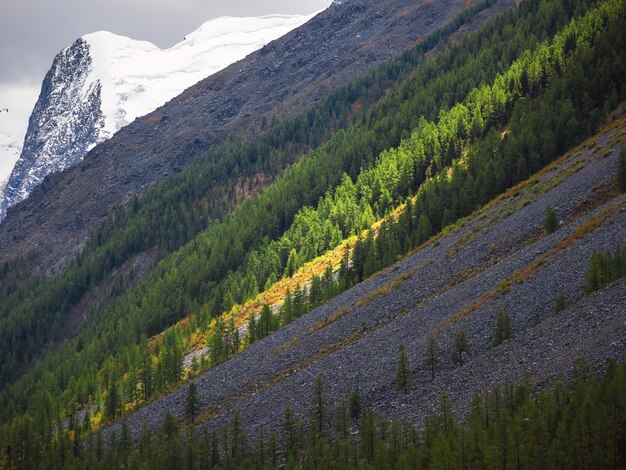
[{"xmin": 6, "ymin": 359, "xmax": 623, "ymax": 469}]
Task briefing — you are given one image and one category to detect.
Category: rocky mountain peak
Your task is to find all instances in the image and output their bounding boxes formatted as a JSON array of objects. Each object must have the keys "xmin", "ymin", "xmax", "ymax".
[{"xmin": 0, "ymin": 13, "xmax": 318, "ymax": 221}]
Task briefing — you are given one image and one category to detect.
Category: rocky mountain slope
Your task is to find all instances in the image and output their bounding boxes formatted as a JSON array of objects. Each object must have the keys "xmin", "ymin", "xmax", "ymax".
[
  {"xmin": 103, "ymin": 117, "xmax": 626, "ymax": 440},
  {"xmin": 0, "ymin": 13, "xmax": 318, "ymax": 221},
  {"xmin": 0, "ymin": 0, "xmax": 516, "ymax": 273}
]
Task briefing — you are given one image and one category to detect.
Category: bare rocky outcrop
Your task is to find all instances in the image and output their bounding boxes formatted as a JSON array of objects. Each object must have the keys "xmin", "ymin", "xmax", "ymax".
[{"xmin": 102, "ymin": 119, "xmax": 626, "ymax": 441}]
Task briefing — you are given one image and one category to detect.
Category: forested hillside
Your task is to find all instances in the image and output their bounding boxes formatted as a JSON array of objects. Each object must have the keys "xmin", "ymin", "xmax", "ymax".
[
  {"xmin": 0, "ymin": 0, "xmax": 591, "ymax": 389},
  {"xmin": 30, "ymin": 360, "xmax": 626, "ymax": 469},
  {"xmin": 0, "ymin": 0, "xmax": 515, "ymax": 272},
  {"xmin": 1, "ymin": 0, "xmax": 625, "ymax": 467},
  {"xmin": 0, "ymin": 0, "xmax": 504, "ymax": 386}
]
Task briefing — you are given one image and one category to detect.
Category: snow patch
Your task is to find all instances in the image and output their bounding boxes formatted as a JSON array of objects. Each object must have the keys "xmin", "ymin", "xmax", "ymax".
[{"xmin": 83, "ymin": 14, "xmax": 318, "ymax": 138}]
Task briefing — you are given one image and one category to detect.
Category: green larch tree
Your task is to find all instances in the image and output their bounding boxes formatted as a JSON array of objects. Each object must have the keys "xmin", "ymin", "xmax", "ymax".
[
  {"xmin": 425, "ymin": 335, "xmax": 442, "ymax": 380},
  {"xmin": 396, "ymin": 344, "xmax": 412, "ymax": 394},
  {"xmin": 185, "ymin": 381, "xmax": 201, "ymax": 424},
  {"xmin": 492, "ymin": 311, "xmax": 513, "ymax": 347},
  {"xmin": 543, "ymin": 206, "xmax": 559, "ymax": 234},
  {"xmin": 451, "ymin": 330, "xmax": 471, "ymax": 365}
]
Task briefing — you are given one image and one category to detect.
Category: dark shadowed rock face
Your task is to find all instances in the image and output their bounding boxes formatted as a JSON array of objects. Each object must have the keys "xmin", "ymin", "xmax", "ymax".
[
  {"xmin": 0, "ymin": 0, "xmax": 505, "ymax": 272},
  {"xmin": 0, "ymin": 39, "xmax": 104, "ymax": 221}
]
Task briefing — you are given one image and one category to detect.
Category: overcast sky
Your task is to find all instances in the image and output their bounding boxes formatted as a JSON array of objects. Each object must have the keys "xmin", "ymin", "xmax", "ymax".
[{"xmin": 1, "ymin": 0, "xmax": 329, "ymax": 87}]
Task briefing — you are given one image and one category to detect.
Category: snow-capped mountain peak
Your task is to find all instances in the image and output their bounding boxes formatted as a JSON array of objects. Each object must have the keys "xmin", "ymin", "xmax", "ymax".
[{"xmin": 0, "ymin": 12, "xmax": 319, "ymax": 221}]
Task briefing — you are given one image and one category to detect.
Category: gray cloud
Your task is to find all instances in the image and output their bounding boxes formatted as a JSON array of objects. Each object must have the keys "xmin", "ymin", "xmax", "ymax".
[{"xmin": 0, "ymin": 0, "xmax": 330, "ymax": 86}]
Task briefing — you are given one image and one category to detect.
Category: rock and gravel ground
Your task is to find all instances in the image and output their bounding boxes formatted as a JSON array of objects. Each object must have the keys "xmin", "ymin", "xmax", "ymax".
[{"xmin": 103, "ymin": 120, "xmax": 626, "ymax": 441}]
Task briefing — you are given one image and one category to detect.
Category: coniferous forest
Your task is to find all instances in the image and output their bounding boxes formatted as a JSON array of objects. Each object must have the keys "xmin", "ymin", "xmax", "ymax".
[
  {"xmin": 1, "ymin": 0, "xmax": 625, "ymax": 467},
  {"xmin": 8, "ymin": 359, "xmax": 626, "ymax": 469}
]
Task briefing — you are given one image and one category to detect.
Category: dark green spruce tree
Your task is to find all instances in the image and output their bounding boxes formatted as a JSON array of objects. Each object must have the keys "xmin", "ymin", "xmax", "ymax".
[
  {"xmin": 185, "ymin": 381, "xmax": 201, "ymax": 424},
  {"xmin": 451, "ymin": 330, "xmax": 470, "ymax": 365},
  {"xmin": 425, "ymin": 335, "xmax": 442, "ymax": 380},
  {"xmin": 492, "ymin": 310, "xmax": 513, "ymax": 347},
  {"xmin": 543, "ymin": 206, "xmax": 559, "ymax": 234},
  {"xmin": 396, "ymin": 344, "xmax": 412, "ymax": 393}
]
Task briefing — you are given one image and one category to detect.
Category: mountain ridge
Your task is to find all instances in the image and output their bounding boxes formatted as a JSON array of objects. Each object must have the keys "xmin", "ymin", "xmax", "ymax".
[
  {"xmin": 0, "ymin": 0, "xmax": 515, "ymax": 274},
  {"xmin": 0, "ymin": 12, "xmax": 319, "ymax": 221}
]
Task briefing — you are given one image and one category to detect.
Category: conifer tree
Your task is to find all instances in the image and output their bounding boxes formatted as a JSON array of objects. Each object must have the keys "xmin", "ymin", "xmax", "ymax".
[
  {"xmin": 162, "ymin": 411, "xmax": 179, "ymax": 439},
  {"xmin": 185, "ymin": 382, "xmax": 201, "ymax": 424},
  {"xmin": 140, "ymin": 421, "xmax": 152, "ymax": 457},
  {"xmin": 309, "ymin": 275, "xmax": 323, "ymax": 307},
  {"xmin": 259, "ymin": 304, "xmax": 274, "ymax": 338},
  {"xmin": 442, "ymin": 208, "xmax": 455, "ymax": 229},
  {"xmin": 210, "ymin": 430, "xmax": 220, "ymax": 468},
  {"xmin": 281, "ymin": 289, "xmax": 294, "ymax": 325},
  {"xmin": 310, "ymin": 377, "xmax": 328, "ymax": 438},
  {"xmin": 105, "ymin": 378, "xmax": 120, "ymax": 421},
  {"xmin": 210, "ymin": 320, "xmax": 225, "ymax": 366},
  {"xmin": 543, "ymin": 206, "xmax": 559, "ymax": 234},
  {"xmin": 264, "ymin": 272, "xmax": 278, "ymax": 291},
  {"xmin": 119, "ymin": 418, "xmax": 132, "ymax": 467},
  {"xmin": 335, "ymin": 397, "xmax": 349, "ymax": 439},
  {"xmin": 161, "ymin": 412, "xmax": 181, "ymax": 469},
  {"xmin": 436, "ymin": 393, "xmax": 457, "ymax": 436},
  {"xmin": 587, "ymin": 246, "xmax": 626, "ymax": 293},
  {"xmin": 492, "ymin": 311, "xmax": 513, "ymax": 347},
  {"xmin": 360, "ymin": 410, "xmax": 378, "ymax": 463},
  {"xmin": 425, "ymin": 335, "xmax": 442, "ymax": 380},
  {"xmin": 227, "ymin": 317, "xmax": 240, "ymax": 356},
  {"xmin": 351, "ymin": 236, "xmax": 367, "ymax": 281},
  {"xmin": 349, "ymin": 387, "xmax": 361, "ymax": 423},
  {"xmin": 293, "ymin": 285, "xmax": 307, "ymax": 318},
  {"xmin": 417, "ymin": 213, "xmax": 432, "ymax": 244},
  {"xmin": 363, "ymin": 232, "xmax": 379, "ymax": 278},
  {"xmin": 396, "ymin": 344, "xmax": 412, "ymax": 394},
  {"xmin": 285, "ymin": 248, "xmax": 298, "ymax": 278},
  {"xmin": 451, "ymin": 330, "xmax": 471, "ymax": 365},
  {"xmin": 555, "ymin": 292, "xmax": 567, "ymax": 313},
  {"xmin": 140, "ymin": 355, "xmax": 153, "ymax": 402},
  {"xmin": 339, "ymin": 248, "xmax": 351, "ymax": 285},
  {"xmin": 246, "ymin": 314, "xmax": 257, "ymax": 345},
  {"xmin": 268, "ymin": 430, "xmax": 278, "ymax": 469},
  {"xmin": 254, "ymin": 427, "xmax": 267, "ymax": 468},
  {"xmin": 230, "ymin": 411, "xmax": 247, "ymax": 460},
  {"xmin": 282, "ymin": 406, "xmax": 298, "ymax": 453},
  {"xmin": 587, "ymin": 251, "xmax": 602, "ymax": 293},
  {"xmin": 185, "ymin": 426, "xmax": 197, "ymax": 470}
]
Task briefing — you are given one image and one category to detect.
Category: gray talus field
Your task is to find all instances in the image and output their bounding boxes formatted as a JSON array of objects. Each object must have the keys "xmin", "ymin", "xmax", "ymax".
[{"xmin": 104, "ymin": 116, "xmax": 626, "ymax": 440}]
